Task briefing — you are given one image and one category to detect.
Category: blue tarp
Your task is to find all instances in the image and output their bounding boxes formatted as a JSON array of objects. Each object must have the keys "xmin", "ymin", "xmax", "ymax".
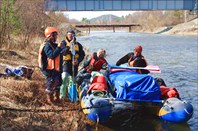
[{"xmin": 108, "ymin": 71, "xmax": 161, "ymax": 100}]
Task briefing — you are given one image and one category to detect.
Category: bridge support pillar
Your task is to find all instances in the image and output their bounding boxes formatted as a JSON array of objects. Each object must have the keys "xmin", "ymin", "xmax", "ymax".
[
  {"xmin": 129, "ymin": 26, "xmax": 132, "ymax": 32},
  {"xmin": 113, "ymin": 26, "xmax": 115, "ymax": 32}
]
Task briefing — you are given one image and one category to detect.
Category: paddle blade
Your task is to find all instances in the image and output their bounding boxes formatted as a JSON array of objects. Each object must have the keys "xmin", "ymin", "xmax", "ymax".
[
  {"xmin": 68, "ymin": 83, "xmax": 78, "ymax": 103},
  {"xmin": 144, "ymin": 65, "xmax": 161, "ymax": 73},
  {"xmin": 71, "ymin": 42, "xmax": 76, "ymax": 56},
  {"xmin": 109, "ymin": 65, "xmax": 161, "ymax": 73}
]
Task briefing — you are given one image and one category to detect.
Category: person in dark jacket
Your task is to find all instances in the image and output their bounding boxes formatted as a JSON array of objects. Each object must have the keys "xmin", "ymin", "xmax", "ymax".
[
  {"xmin": 116, "ymin": 45, "xmax": 148, "ymax": 67},
  {"xmin": 60, "ymin": 29, "xmax": 85, "ymax": 99},
  {"xmin": 39, "ymin": 27, "xmax": 63, "ymax": 105},
  {"xmin": 132, "ymin": 57, "xmax": 150, "ymax": 74}
]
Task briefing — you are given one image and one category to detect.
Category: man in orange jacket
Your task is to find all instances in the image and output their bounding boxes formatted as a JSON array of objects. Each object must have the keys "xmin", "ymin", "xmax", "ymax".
[{"xmin": 38, "ymin": 27, "xmax": 63, "ymax": 105}]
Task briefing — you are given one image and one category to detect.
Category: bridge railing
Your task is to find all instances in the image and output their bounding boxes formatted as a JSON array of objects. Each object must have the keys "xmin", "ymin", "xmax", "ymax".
[
  {"xmin": 75, "ymin": 24, "xmax": 141, "ymax": 33},
  {"xmin": 44, "ymin": 0, "xmax": 197, "ymax": 11}
]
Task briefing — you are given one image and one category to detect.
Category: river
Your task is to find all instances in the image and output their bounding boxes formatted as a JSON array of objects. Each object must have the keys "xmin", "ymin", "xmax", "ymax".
[{"xmin": 77, "ymin": 31, "xmax": 198, "ymax": 131}]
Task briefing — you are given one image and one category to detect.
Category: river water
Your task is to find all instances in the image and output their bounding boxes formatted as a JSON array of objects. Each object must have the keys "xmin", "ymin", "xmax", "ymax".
[{"xmin": 77, "ymin": 31, "xmax": 198, "ymax": 131}]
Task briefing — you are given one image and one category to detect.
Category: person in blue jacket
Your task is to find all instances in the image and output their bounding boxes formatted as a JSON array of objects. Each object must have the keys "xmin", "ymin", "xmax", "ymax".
[{"xmin": 39, "ymin": 27, "xmax": 63, "ymax": 105}]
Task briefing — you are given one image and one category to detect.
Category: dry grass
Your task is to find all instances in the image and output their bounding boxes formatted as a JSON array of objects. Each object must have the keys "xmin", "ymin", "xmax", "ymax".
[
  {"xmin": 0, "ymin": 46, "xmax": 93, "ymax": 130},
  {"xmin": 162, "ymin": 18, "xmax": 198, "ymax": 36}
]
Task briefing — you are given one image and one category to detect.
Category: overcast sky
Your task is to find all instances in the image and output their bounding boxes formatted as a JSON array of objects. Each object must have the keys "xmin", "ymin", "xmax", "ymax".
[{"xmin": 64, "ymin": 11, "xmax": 135, "ymax": 21}]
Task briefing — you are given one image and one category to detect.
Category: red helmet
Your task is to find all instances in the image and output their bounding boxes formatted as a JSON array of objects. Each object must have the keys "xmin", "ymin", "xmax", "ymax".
[
  {"xmin": 134, "ymin": 45, "xmax": 142, "ymax": 53},
  {"xmin": 44, "ymin": 27, "xmax": 58, "ymax": 37}
]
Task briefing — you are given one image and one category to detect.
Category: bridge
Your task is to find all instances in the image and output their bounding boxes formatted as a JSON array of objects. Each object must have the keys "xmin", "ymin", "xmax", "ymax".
[
  {"xmin": 76, "ymin": 24, "xmax": 140, "ymax": 33},
  {"xmin": 44, "ymin": 0, "xmax": 197, "ymax": 11},
  {"xmin": 44, "ymin": 0, "xmax": 197, "ymax": 33}
]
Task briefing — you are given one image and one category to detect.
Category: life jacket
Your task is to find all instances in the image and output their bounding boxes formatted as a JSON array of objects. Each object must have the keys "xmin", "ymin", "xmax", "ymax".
[
  {"xmin": 87, "ymin": 75, "xmax": 108, "ymax": 94},
  {"xmin": 86, "ymin": 53, "xmax": 107, "ymax": 73},
  {"xmin": 63, "ymin": 39, "xmax": 80, "ymax": 61},
  {"xmin": 130, "ymin": 55, "xmax": 149, "ymax": 74},
  {"xmin": 160, "ymin": 86, "xmax": 180, "ymax": 99},
  {"xmin": 38, "ymin": 42, "xmax": 60, "ymax": 72}
]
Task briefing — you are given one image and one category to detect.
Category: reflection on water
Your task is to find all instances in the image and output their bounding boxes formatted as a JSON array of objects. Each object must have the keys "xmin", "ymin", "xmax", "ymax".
[
  {"xmin": 86, "ymin": 114, "xmax": 191, "ymax": 131},
  {"xmin": 78, "ymin": 31, "xmax": 198, "ymax": 131},
  {"xmin": 88, "ymin": 105, "xmax": 192, "ymax": 131}
]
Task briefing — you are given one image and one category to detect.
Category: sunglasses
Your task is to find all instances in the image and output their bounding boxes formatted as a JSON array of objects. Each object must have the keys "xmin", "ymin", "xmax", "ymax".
[{"xmin": 52, "ymin": 32, "xmax": 58, "ymax": 36}]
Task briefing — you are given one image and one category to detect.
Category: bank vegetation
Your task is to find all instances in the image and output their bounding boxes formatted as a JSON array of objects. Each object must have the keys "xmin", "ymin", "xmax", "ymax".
[{"xmin": 1, "ymin": 0, "xmax": 197, "ymax": 50}]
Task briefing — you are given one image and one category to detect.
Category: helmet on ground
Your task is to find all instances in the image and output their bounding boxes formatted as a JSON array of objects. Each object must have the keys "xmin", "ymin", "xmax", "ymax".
[
  {"xmin": 67, "ymin": 29, "xmax": 75, "ymax": 35},
  {"xmin": 44, "ymin": 27, "xmax": 58, "ymax": 37},
  {"xmin": 134, "ymin": 45, "xmax": 142, "ymax": 53}
]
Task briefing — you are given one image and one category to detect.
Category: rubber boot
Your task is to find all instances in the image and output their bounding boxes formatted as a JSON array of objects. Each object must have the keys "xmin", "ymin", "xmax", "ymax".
[
  {"xmin": 46, "ymin": 93, "xmax": 54, "ymax": 105},
  {"xmin": 60, "ymin": 77, "xmax": 69, "ymax": 99}
]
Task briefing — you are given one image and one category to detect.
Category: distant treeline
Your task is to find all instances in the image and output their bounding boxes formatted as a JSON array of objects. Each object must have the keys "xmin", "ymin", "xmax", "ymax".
[
  {"xmin": 0, "ymin": 1, "xmax": 196, "ymax": 50},
  {"xmin": 0, "ymin": 0, "xmax": 73, "ymax": 50},
  {"xmin": 84, "ymin": 11, "xmax": 197, "ymax": 32}
]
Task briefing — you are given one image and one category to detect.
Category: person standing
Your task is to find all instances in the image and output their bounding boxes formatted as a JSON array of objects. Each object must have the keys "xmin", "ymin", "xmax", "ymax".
[
  {"xmin": 38, "ymin": 27, "xmax": 63, "ymax": 105},
  {"xmin": 60, "ymin": 29, "xmax": 85, "ymax": 100}
]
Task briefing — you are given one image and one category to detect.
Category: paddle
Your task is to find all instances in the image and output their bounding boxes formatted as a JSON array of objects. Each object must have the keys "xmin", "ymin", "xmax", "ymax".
[
  {"xmin": 109, "ymin": 65, "xmax": 161, "ymax": 73},
  {"xmin": 68, "ymin": 40, "xmax": 78, "ymax": 102}
]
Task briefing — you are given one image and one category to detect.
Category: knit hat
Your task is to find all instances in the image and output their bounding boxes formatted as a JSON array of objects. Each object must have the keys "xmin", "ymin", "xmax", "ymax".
[{"xmin": 134, "ymin": 45, "xmax": 142, "ymax": 53}]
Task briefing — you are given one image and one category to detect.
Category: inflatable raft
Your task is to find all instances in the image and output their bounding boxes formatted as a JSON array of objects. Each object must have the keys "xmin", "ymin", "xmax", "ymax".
[{"xmin": 78, "ymin": 66, "xmax": 193, "ymax": 124}]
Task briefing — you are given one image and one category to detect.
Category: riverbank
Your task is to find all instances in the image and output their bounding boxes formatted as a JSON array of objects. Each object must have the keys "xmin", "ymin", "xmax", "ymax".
[
  {"xmin": 0, "ymin": 49, "xmax": 92, "ymax": 130},
  {"xmin": 136, "ymin": 18, "xmax": 198, "ymax": 36},
  {"xmin": 161, "ymin": 18, "xmax": 198, "ymax": 36}
]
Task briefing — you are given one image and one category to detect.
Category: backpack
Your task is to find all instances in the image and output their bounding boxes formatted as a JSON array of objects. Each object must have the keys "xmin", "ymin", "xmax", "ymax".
[
  {"xmin": 160, "ymin": 86, "xmax": 180, "ymax": 99},
  {"xmin": 4, "ymin": 65, "xmax": 33, "ymax": 79},
  {"xmin": 87, "ymin": 75, "xmax": 108, "ymax": 94},
  {"xmin": 38, "ymin": 42, "xmax": 46, "ymax": 70},
  {"xmin": 38, "ymin": 42, "xmax": 54, "ymax": 70}
]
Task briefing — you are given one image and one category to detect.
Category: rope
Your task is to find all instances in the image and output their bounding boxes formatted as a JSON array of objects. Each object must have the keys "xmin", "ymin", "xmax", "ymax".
[
  {"xmin": 0, "ymin": 106, "xmax": 79, "ymax": 113},
  {"xmin": 0, "ymin": 100, "xmax": 163, "ymax": 113},
  {"xmin": 0, "ymin": 104, "xmax": 112, "ymax": 113}
]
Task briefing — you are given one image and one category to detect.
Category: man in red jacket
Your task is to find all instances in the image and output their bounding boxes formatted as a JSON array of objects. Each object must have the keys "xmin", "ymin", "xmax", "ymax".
[
  {"xmin": 85, "ymin": 49, "xmax": 108, "ymax": 73},
  {"xmin": 76, "ymin": 49, "xmax": 108, "ymax": 85}
]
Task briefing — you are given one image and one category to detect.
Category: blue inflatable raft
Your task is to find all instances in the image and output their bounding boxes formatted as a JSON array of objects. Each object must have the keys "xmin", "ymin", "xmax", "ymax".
[{"xmin": 78, "ymin": 67, "xmax": 193, "ymax": 124}]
